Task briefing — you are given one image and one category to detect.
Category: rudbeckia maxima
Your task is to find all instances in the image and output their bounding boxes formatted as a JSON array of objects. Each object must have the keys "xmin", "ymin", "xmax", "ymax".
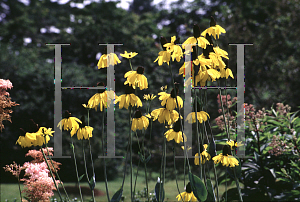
[
  {"xmin": 154, "ymin": 36, "xmax": 171, "ymax": 66},
  {"xmin": 186, "ymin": 102, "xmax": 210, "ymax": 124},
  {"xmin": 164, "ymin": 119, "xmax": 186, "ymax": 143},
  {"xmin": 212, "ymin": 145, "xmax": 239, "ymax": 167},
  {"xmin": 194, "ymin": 144, "xmax": 211, "ymax": 165},
  {"xmin": 124, "ymin": 66, "xmax": 148, "ymax": 90},
  {"xmin": 57, "ymin": 110, "xmax": 82, "ymax": 131},
  {"xmin": 115, "ymin": 85, "xmax": 142, "ymax": 109},
  {"xmin": 158, "ymin": 88, "xmax": 183, "ymax": 111},
  {"xmin": 151, "ymin": 107, "xmax": 181, "ymax": 125},
  {"xmin": 176, "ymin": 182, "xmax": 198, "ymax": 201},
  {"xmin": 85, "ymin": 82, "xmax": 116, "ymax": 111},
  {"xmin": 201, "ymin": 16, "xmax": 226, "ymax": 40},
  {"xmin": 71, "ymin": 116, "xmax": 93, "ymax": 140},
  {"xmin": 120, "ymin": 51, "xmax": 138, "ymax": 59},
  {"xmin": 131, "ymin": 110, "xmax": 149, "ymax": 131},
  {"xmin": 163, "ymin": 36, "xmax": 183, "ymax": 62},
  {"xmin": 97, "ymin": 53, "xmax": 121, "ymax": 69},
  {"xmin": 182, "ymin": 24, "xmax": 210, "ymax": 49}
]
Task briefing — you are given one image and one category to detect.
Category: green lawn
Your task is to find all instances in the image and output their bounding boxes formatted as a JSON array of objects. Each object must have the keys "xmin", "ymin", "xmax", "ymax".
[{"xmin": 1, "ymin": 175, "xmax": 236, "ymax": 202}]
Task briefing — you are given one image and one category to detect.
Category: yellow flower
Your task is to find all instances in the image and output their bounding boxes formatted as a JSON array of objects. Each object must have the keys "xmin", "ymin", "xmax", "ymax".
[
  {"xmin": 97, "ymin": 53, "xmax": 121, "ymax": 69},
  {"xmin": 194, "ymin": 144, "xmax": 211, "ymax": 165},
  {"xmin": 158, "ymin": 89, "xmax": 183, "ymax": 111},
  {"xmin": 163, "ymin": 36, "xmax": 183, "ymax": 62},
  {"xmin": 181, "ymin": 146, "xmax": 192, "ymax": 151},
  {"xmin": 16, "ymin": 127, "xmax": 54, "ymax": 148},
  {"xmin": 201, "ymin": 17, "xmax": 226, "ymax": 40},
  {"xmin": 154, "ymin": 51, "xmax": 171, "ymax": 66},
  {"xmin": 185, "ymin": 109, "xmax": 210, "ymax": 124},
  {"xmin": 212, "ymin": 145, "xmax": 239, "ymax": 167},
  {"xmin": 226, "ymin": 140, "xmax": 243, "ymax": 150},
  {"xmin": 120, "ymin": 51, "xmax": 138, "ymax": 59},
  {"xmin": 143, "ymin": 94, "xmax": 156, "ymax": 101},
  {"xmin": 86, "ymin": 82, "xmax": 116, "ymax": 111},
  {"xmin": 176, "ymin": 183, "xmax": 198, "ymax": 201},
  {"xmin": 115, "ymin": 85, "xmax": 142, "ymax": 109},
  {"xmin": 220, "ymin": 68, "xmax": 234, "ymax": 79},
  {"xmin": 151, "ymin": 108, "xmax": 181, "ymax": 125},
  {"xmin": 16, "ymin": 136, "xmax": 32, "ymax": 148},
  {"xmin": 182, "ymin": 24, "xmax": 210, "ymax": 49},
  {"xmin": 164, "ymin": 120, "xmax": 187, "ymax": 143},
  {"xmin": 71, "ymin": 116, "xmax": 93, "ymax": 140},
  {"xmin": 124, "ymin": 66, "xmax": 148, "ymax": 90},
  {"xmin": 57, "ymin": 111, "xmax": 82, "ymax": 131},
  {"xmin": 32, "ymin": 127, "xmax": 54, "ymax": 147},
  {"xmin": 131, "ymin": 110, "xmax": 149, "ymax": 131}
]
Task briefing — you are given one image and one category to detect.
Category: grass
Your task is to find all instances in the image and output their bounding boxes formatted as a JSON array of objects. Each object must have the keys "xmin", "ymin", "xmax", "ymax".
[{"xmin": 1, "ymin": 171, "xmax": 237, "ymax": 202}]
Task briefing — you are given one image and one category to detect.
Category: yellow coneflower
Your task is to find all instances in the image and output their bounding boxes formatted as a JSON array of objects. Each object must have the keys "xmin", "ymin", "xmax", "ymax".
[
  {"xmin": 226, "ymin": 139, "xmax": 243, "ymax": 150},
  {"xmin": 163, "ymin": 36, "xmax": 183, "ymax": 62},
  {"xmin": 143, "ymin": 94, "xmax": 156, "ymax": 101},
  {"xmin": 32, "ymin": 127, "xmax": 54, "ymax": 147},
  {"xmin": 201, "ymin": 17, "xmax": 226, "ymax": 40},
  {"xmin": 124, "ymin": 66, "xmax": 148, "ymax": 90},
  {"xmin": 158, "ymin": 88, "xmax": 183, "ymax": 111},
  {"xmin": 176, "ymin": 182, "xmax": 198, "ymax": 202},
  {"xmin": 120, "ymin": 51, "xmax": 138, "ymax": 59},
  {"xmin": 154, "ymin": 36, "xmax": 171, "ymax": 66},
  {"xmin": 16, "ymin": 128, "xmax": 33, "ymax": 148},
  {"xmin": 185, "ymin": 102, "xmax": 210, "ymax": 124},
  {"xmin": 164, "ymin": 120, "xmax": 187, "ymax": 144},
  {"xmin": 195, "ymin": 65, "xmax": 221, "ymax": 86},
  {"xmin": 131, "ymin": 110, "xmax": 149, "ymax": 131},
  {"xmin": 115, "ymin": 85, "xmax": 142, "ymax": 109},
  {"xmin": 194, "ymin": 144, "xmax": 211, "ymax": 165},
  {"xmin": 97, "ymin": 53, "xmax": 121, "ymax": 69},
  {"xmin": 85, "ymin": 82, "xmax": 116, "ymax": 111},
  {"xmin": 212, "ymin": 145, "xmax": 239, "ymax": 167},
  {"xmin": 57, "ymin": 110, "xmax": 82, "ymax": 131},
  {"xmin": 220, "ymin": 68, "xmax": 234, "ymax": 79},
  {"xmin": 71, "ymin": 116, "xmax": 93, "ymax": 140},
  {"xmin": 151, "ymin": 107, "xmax": 181, "ymax": 125},
  {"xmin": 182, "ymin": 24, "xmax": 210, "ymax": 49}
]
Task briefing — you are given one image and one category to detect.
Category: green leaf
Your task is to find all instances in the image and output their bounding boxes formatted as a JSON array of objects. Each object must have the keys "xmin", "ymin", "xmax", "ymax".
[
  {"xmin": 89, "ymin": 175, "xmax": 96, "ymax": 190},
  {"xmin": 138, "ymin": 152, "xmax": 145, "ymax": 163},
  {"xmin": 205, "ymin": 179, "xmax": 215, "ymax": 202},
  {"xmin": 267, "ymin": 119, "xmax": 285, "ymax": 127},
  {"xmin": 155, "ymin": 180, "xmax": 164, "ymax": 202},
  {"xmin": 145, "ymin": 153, "xmax": 151, "ymax": 164},
  {"xmin": 208, "ymin": 141, "xmax": 217, "ymax": 158},
  {"xmin": 78, "ymin": 174, "xmax": 85, "ymax": 182},
  {"xmin": 290, "ymin": 110, "xmax": 300, "ymax": 124},
  {"xmin": 111, "ymin": 186, "xmax": 123, "ymax": 202},
  {"xmin": 188, "ymin": 171, "xmax": 207, "ymax": 201}
]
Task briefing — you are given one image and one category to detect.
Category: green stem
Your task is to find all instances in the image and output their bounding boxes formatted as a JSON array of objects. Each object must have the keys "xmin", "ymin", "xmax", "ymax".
[
  {"xmin": 40, "ymin": 146, "xmax": 63, "ymax": 201},
  {"xmin": 17, "ymin": 176, "xmax": 22, "ymax": 202},
  {"xmin": 233, "ymin": 168, "xmax": 243, "ymax": 202},
  {"xmin": 218, "ymin": 80, "xmax": 230, "ymax": 139},
  {"xmin": 45, "ymin": 141, "xmax": 70, "ymax": 201},
  {"xmin": 102, "ymin": 110, "xmax": 110, "ymax": 202},
  {"xmin": 82, "ymin": 140, "xmax": 95, "ymax": 202},
  {"xmin": 129, "ymin": 106, "xmax": 133, "ymax": 202},
  {"xmin": 173, "ymin": 142, "xmax": 184, "ymax": 202},
  {"xmin": 129, "ymin": 58, "xmax": 133, "ymax": 71},
  {"xmin": 168, "ymin": 61, "xmax": 191, "ymax": 172},
  {"xmin": 70, "ymin": 137, "xmax": 84, "ymax": 201}
]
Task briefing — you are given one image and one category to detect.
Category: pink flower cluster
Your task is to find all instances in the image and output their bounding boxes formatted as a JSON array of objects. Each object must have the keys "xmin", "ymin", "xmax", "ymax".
[
  {"xmin": 215, "ymin": 94, "xmax": 237, "ymax": 131},
  {"xmin": 0, "ymin": 78, "xmax": 18, "ymax": 131},
  {"xmin": 0, "ymin": 79, "xmax": 13, "ymax": 96},
  {"xmin": 20, "ymin": 149, "xmax": 60, "ymax": 202}
]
